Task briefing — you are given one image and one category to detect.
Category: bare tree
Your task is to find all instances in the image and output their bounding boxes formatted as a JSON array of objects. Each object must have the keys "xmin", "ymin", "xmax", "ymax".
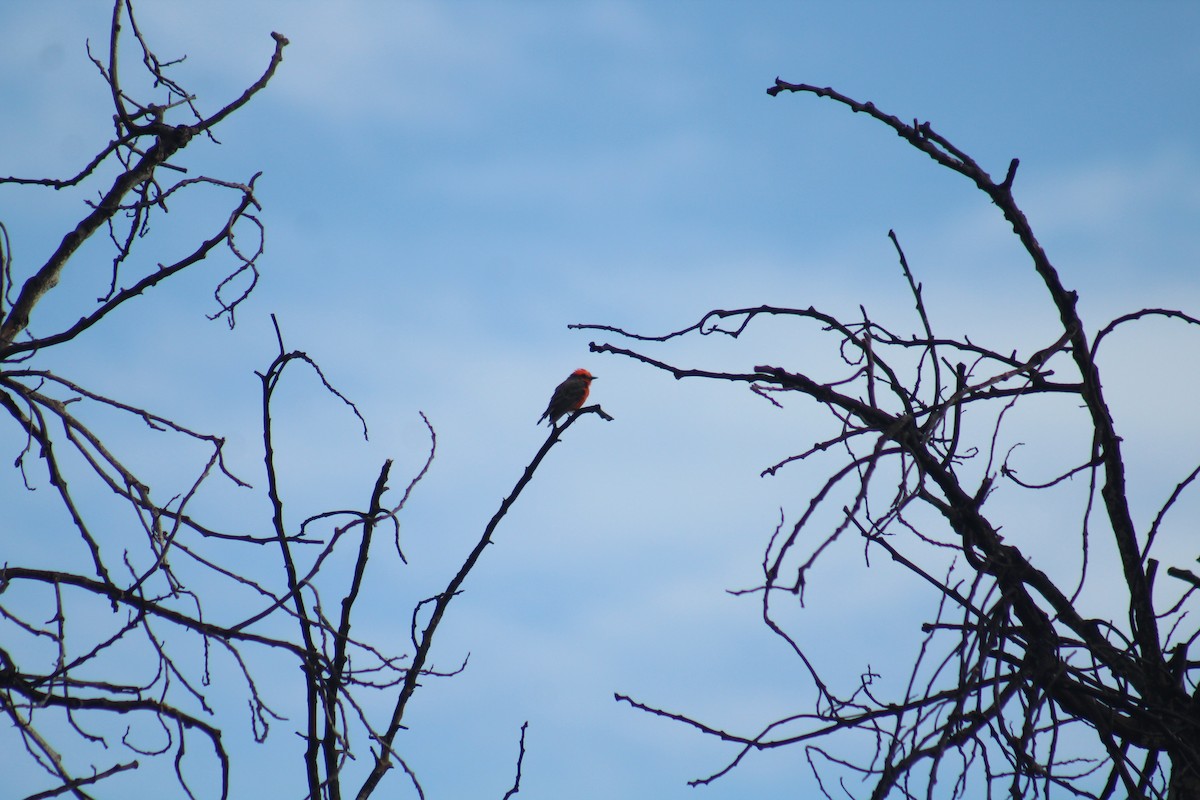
[
  {"xmin": 1, "ymin": 4, "xmax": 286, "ymax": 795},
  {"xmin": 582, "ymin": 81, "xmax": 1200, "ymax": 799},
  {"xmin": 1, "ymin": 4, "xmax": 609, "ymax": 799}
]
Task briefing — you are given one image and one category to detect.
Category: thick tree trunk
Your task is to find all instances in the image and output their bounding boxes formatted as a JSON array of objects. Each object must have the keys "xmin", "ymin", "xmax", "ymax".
[{"xmin": 1169, "ymin": 755, "xmax": 1200, "ymax": 800}]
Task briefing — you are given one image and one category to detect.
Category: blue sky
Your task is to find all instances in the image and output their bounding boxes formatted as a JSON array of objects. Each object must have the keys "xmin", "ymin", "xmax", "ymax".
[{"xmin": 3, "ymin": 2, "xmax": 1199, "ymax": 798}]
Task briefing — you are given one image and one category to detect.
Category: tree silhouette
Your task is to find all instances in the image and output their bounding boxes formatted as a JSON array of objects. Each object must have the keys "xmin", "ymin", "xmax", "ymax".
[
  {"xmin": 581, "ymin": 80, "xmax": 1200, "ymax": 799},
  {"xmin": 0, "ymin": 5, "xmax": 609, "ymax": 798}
]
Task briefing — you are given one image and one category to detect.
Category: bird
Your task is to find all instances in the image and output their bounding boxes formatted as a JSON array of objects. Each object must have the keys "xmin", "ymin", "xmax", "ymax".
[{"xmin": 538, "ymin": 368, "xmax": 597, "ymax": 427}]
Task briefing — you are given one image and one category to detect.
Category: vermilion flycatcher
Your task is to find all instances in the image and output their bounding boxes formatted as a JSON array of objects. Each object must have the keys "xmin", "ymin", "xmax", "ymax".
[{"xmin": 538, "ymin": 368, "xmax": 597, "ymax": 427}]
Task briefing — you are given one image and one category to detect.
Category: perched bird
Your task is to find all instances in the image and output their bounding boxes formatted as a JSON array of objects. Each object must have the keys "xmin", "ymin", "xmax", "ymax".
[{"xmin": 538, "ymin": 368, "xmax": 597, "ymax": 427}]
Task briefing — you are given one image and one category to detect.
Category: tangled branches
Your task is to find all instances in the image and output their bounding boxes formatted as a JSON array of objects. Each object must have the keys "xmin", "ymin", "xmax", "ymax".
[
  {"xmin": 1, "ymin": 5, "xmax": 604, "ymax": 799},
  {"xmin": 580, "ymin": 82, "xmax": 1200, "ymax": 798},
  {"xmin": 1, "ymin": 4, "xmax": 286, "ymax": 797}
]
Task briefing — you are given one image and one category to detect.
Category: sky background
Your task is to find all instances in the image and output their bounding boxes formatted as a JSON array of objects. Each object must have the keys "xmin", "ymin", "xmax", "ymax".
[{"xmin": 3, "ymin": 2, "xmax": 1200, "ymax": 798}]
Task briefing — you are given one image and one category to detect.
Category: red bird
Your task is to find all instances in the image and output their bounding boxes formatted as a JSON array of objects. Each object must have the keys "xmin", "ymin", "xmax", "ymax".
[{"xmin": 538, "ymin": 368, "xmax": 597, "ymax": 427}]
